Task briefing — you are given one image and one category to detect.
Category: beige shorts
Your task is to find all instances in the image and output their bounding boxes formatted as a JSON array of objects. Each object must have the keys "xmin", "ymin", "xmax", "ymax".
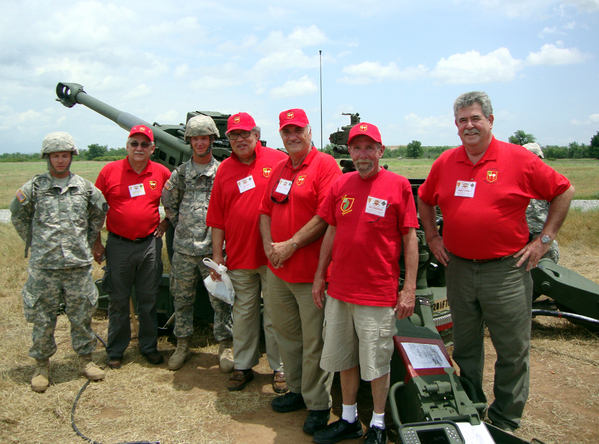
[{"xmin": 320, "ymin": 296, "xmax": 396, "ymax": 381}]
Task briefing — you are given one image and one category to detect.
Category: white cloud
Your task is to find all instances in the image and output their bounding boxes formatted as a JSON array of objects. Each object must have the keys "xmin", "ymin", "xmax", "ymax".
[
  {"xmin": 430, "ymin": 48, "xmax": 522, "ymax": 85},
  {"xmin": 591, "ymin": 114, "xmax": 599, "ymax": 122},
  {"xmin": 572, "ymin": 113, "xmax": 599, "ymax": 124},
  {"xmin": 538, "ymin": 26, "xmax": 560, "ymax": 38},
  {"xmin": 526, "ymin": 41, "xmax": 592, "ymax": 65},
  {"xmin": 270, "ymin": 76, "xmax": 318, "ymax": 99},
  {"xmin": 340, "ymin": 62, "xmax": 428, "ymax": 85},
  {"xmin": 455, "ymin": 0, "xmax": 599, "ymax": 17},
  {"xmin": 404, "ymin": 112, "xmax": 454, "ymax": 133}
]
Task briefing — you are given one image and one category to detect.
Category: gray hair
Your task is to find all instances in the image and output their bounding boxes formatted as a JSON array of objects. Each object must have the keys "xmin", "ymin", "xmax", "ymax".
[
  {"xmin": 453, "ymin": 91, "xmax": 493, "ymax": 119},
  {"xmin": 252, "ymin": 126, "xmax": 261, "ymax": 138}
]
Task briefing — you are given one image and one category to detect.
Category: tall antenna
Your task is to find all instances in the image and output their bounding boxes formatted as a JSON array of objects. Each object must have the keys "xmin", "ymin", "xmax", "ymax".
[{"xmin": 319, "ymin": 50, "xmax": 323, "ymax": 150}]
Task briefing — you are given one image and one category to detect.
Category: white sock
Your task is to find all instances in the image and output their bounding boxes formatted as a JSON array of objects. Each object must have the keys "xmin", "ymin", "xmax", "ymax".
[
  {"xmin": 370, "ymin": 412, "xmax": 385, "ymax": 429},
  {"xmin": 341, "ymin": 404, "xmax": 358, "ymax": 423}
]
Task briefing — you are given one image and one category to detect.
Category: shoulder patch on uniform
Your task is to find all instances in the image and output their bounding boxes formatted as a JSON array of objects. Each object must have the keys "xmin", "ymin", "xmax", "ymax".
[
  {"xmin": 16, "ymin": 189, "xmax": 27, "ymax": 203},
  {"xmin": 164, "ymin": 180, "xmax": 172, "ymax": 190}
]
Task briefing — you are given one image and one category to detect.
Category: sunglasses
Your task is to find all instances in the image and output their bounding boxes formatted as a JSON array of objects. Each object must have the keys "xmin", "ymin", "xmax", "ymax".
[
  {"xmin": 270, "ymin": 167, "xmax": 301, "ymax": 204},
  {"xmin": 129, "ymin": 141, "xmax": 153, "ymax": 148}
]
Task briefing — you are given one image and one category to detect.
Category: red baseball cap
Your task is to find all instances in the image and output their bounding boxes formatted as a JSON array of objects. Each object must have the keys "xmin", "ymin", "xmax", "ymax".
[
  {"xmin": 227, "ymin": 112, "xmax": 256, "ymax": 134},
  {"xmin": 129, "ymin": 125, "xmax": 154, "ymax": 142},
  {"xmin": 279, "ymin": 108, "xmax": 310, "ymax": 130},
  {"xmin": 347, "ymin": 122, "xmax": 382, "ymax": 145}
]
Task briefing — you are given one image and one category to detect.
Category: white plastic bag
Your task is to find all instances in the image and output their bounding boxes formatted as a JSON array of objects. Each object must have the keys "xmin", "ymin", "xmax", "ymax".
[{"xmin": 202, "ymin": 258, "xmax": 235, "ymax": 306}]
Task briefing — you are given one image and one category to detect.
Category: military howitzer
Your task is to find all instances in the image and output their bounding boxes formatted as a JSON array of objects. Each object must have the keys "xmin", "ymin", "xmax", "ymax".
[
  {"xmin": 55, "ymin": 82, "xmax": 238, "ymax": 326},
  {"xmin": 55, "ymin": 82, "xmax": 234, "ymax": 169},
  {"xmin": 329, "ymin": 112, "xmax": 361, "ymax": 155}
]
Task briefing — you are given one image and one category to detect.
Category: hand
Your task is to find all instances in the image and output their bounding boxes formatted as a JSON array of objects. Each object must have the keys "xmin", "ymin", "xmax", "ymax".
[
  {"xmin": 428, "ymin": 235, "xmax": 449, "ymax": 266},
  {"xmin": 514, "ymin": 237, "xmax": 550, "ymax": 271},
  {"xmin": 92, "ymin": 241, "xmax": 105, "ymax": 264},
  {"xmin": 210, "ymin": 255, "xmax": 225, "ymax": 282},
  {"xmin": 270, "ymin": 239, "xmax": 296, "ymax": 268},
  {"xmin": 395, "ymin": 287, "xmax": 415, "ymax": 319},
  {"xmin": 154, "ymin": 219, "xmax": 169, "ymax": 238},
  {"xmin": 312, "ymin": 275, "xmax": 326, "ymax": 309}
]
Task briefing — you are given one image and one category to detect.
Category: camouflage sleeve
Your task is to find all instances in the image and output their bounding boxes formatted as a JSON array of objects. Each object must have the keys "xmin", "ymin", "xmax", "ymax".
[
  {"xmin": 87, "ymin": 183, "xmax": 108, "ymax": 247},
  {"xmin": 162, "ymin": 168, "xmax": 182, "ymax": 228},
  {"xmin": 9, "ymin": 181, "xmax": 34, "ymax": 242}
]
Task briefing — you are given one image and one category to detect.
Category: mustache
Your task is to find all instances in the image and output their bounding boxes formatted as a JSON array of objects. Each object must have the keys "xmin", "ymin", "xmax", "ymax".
[{"xmin": 463, "ymin": 128, "xmax": 480, "ymax": 135}]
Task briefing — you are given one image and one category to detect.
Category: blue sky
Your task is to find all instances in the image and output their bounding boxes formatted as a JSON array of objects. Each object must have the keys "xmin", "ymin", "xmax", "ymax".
[{"xmin": 1, "ymin": 0, "xmax": 598, "ymax": 154}]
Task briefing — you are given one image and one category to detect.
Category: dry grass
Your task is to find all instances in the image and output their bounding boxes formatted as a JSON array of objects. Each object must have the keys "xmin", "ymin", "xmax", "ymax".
[{"xmin": 1, "ymin": 207, "xmax": 599, "ymax": 443}]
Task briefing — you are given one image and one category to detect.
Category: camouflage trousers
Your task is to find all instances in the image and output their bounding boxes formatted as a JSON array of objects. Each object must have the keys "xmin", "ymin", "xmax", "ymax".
[
  {"xmin": 170, "ymin": 252, "xmax": 232, "ymax": 341},
  {"xmin": 22, "ymin": 265, "xmax": 98, "ymax": 360}
]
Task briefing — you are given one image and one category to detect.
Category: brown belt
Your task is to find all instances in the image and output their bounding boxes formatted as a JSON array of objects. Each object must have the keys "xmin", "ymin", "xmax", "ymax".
[{"xmin": 109, "ymin": 232, "xmax": 153, "ymax": 244}]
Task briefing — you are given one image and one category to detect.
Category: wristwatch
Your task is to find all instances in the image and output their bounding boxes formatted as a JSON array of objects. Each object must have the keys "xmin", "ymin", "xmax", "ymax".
[{"xmin": 540, "ymin": 234, "xmax": 552, "ymax": 244}]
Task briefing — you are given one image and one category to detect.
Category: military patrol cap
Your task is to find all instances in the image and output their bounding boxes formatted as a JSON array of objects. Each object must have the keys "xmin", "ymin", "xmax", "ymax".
[
  {"xmin": 279, "ymin": 109, "xmax": 309, "ymax": 130},
  {"xmin": 523, "ymin": 142, "xmax": 544, "ymax": 159},
  {"xmin": 129, "ymin": 125, "xmax": 154, "ymax": 142},
  {"xmin": 40, "ymin": 132, "xmax": 79, "ymax": 158},
  {"xmin": 185, "ymin": 115, "xmax": 220, "ymax": 140},
  {"xmin": 347, "ymin": 122, "xmax": 382, "ymax": 145}
]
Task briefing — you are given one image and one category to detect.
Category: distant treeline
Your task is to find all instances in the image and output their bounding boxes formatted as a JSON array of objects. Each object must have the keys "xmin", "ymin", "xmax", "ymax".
[{"xmin": 0, "ymin": 144, "xmax": 127, "ymax": 162}]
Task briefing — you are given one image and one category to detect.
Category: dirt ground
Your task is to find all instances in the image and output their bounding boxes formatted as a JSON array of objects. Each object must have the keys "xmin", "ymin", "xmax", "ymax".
[{"xmin": 1, "ymin": 242, "xmax": 598, "ymax": 443}]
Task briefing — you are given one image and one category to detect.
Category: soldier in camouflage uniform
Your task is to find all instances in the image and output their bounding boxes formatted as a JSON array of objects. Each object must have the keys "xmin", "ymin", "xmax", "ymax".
[
  {"xmin": 162, "ymin": 115, "xmax": 234, "ymax": 372},
  {"xmin": 523, "ymin": 143, "xmax": 559, "ymax": 263},
  {"xmin": 10, "ymin": 132, "xmax": 108, "ymax": 392}
]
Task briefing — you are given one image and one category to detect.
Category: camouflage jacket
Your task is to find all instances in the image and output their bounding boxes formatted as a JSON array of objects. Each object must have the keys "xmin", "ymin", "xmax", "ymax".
[
  {"xmin": 162, "ymin": 157, "xmax": 219, "ymax": 256},
  {"xmin": 10, "ymin": 172, "xmax": 107, "ymax": 269}
]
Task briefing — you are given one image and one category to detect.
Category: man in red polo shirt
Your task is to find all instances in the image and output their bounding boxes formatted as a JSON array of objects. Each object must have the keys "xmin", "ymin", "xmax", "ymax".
[
  {"xmin": 418, "ymin": 91, "xmax": 574, "ymax": 432},
  {"xmin": 259, "ymin": 109, "xmax": 341, "ymax": 436},
  {"xmin": 312, "ymin": 123, "xmax": 419, "ymax": 444},
  {"xmin": 93, "ymin": 125, "xmax": 171, "ymax": 369},
  {"xmin": 206, "ymin": 112, "xmax": 288, "ymax": 393}
]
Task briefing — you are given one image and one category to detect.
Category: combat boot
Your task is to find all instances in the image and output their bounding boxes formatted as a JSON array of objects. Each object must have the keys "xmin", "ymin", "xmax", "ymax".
[
  {"xmin": 31, "ymin": 358, "xmax": 49, "ymax": 392},
  {"xmin": 168, "ymin": 337, "xmax": 191, "ymax": 370},
  {"xmin": 218, "ymin": 338, "xmax": 234, "ymax": 373},
  {"xmin": 78, "ymin": 354, "xmax": 106, "ymax": 381}
]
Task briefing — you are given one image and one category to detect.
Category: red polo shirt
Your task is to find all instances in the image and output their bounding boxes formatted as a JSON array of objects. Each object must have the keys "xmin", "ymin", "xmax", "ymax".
[
  {"xmin": 259, "ymin": 147, "xmax": 341, "ymax": 283},
  {"xmin": 418, "ymin": 138, "xmax": 571, "ymax": 259},
  {"xmin": 96, "ymin": 157, "xmax": 171, "ymax": 240},
  {"xmin": 207, "ymin": 142, "xmax": 288, "ymax": 270}
]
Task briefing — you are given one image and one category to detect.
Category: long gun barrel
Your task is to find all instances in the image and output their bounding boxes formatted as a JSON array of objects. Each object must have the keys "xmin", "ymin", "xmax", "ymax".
[{"xmin": 55, "ymin": 82, "xmax": 223, "ymax": 170}]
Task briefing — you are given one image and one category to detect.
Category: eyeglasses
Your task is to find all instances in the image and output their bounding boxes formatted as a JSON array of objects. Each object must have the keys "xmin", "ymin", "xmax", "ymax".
[
  {"xmin": 227, "ymin": 130, "xmax": 252, "ymax": 140},
  {"xmin": 129, "ymin": 141, "xmax": 153, "ymax": 148}
]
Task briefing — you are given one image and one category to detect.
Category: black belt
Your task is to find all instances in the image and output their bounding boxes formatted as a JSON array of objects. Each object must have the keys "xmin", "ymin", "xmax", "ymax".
[
  {"xmin": 109, "ymin": 232, "xmax": 153, "ymax": 244},
  {"xmin": 451, "ymin": 253, "xmax": 504, "ymax": 264}
]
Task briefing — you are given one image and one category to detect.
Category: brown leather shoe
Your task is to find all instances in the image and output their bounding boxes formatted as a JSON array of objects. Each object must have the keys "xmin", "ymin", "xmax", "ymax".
[
  {"xmin": 273, "ymin": 370, "xmax": 288, "ymax": 394},
  {"xmin": 227, "ymin": 369, "xmax": 254, "ymax": 391},
  {"xmin": 107, "ymin": 357, "xmax": 122, "ymax": 369}
]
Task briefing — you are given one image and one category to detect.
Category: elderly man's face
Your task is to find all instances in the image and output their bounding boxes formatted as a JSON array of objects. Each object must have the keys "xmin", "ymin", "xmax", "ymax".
[
  {"xmin": 349, "ymin": 135, "xmax": 385, "ymax": 178},
  {"xmin": 455, "ymin": 103, "xmax": 494, "ymax": 152},
  {"xmin": 229, "ymin": 130, "xmax": 259, "ymax": 164},
  {"xmin": 280, "ymin": 125, "xmax": 311, "ymax": 157},
  {"xmin": 126, "ymin": 134, "xmax": 154, "ymax": 163}
]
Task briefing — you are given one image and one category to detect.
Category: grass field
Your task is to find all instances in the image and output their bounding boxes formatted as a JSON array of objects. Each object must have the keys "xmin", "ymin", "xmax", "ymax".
[{"xmin": 1, "ymin": 157, "xmax": 598, "ymax": 209}]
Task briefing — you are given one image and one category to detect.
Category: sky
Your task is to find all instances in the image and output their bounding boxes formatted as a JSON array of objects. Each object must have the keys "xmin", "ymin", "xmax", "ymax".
[{"xmin": 1, "ymin": 0, "xmax": 598, "ymax": 154}]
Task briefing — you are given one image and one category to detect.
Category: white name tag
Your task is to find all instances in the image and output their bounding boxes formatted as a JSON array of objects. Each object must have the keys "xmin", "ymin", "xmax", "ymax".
[
  {"xmin": 455, "ymin": 181, "xmax": 476, "ymax": 198},
  {"xmin": 275, "ymin": 178, "xmax": 292, "ymax": 196},
  {"xmin": 365, "ymin": 196, "xmax": 387, "ymax": 217},
  {"xmin": 129, "ymin": 183, "xmax": 146, "ymax": 198},
  {"xmin": 237, "ymin": 175, "xmax": 256, "ymax": 193}
]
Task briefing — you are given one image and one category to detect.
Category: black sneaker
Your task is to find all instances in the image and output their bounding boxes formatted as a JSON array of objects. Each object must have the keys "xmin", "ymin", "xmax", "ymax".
[
  {"xmin": 313, "ymin": 418, "xmax": 363, "ymax": 444},
  {"xmin": 271, "ymin": 391, "xmax": 306, "ymax": 413},
  {"xmin": 303, "ymin": 409, "xmax": 330, "ymax": 435},
  {"xmin": 364, "ymin": 425, "xmax": 387, "ymax": 444},
  {"xmin": 142, "ymin": 350, "xmax": 164, "ymax": 365}
]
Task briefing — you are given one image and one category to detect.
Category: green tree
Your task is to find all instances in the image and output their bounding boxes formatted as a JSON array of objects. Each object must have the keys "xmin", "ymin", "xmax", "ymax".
[
  {"xmin": 406, "ymin": 140, "xmax": 423, "ymax": 159},
  {"xmin": 508, "ymin": 130, "xmax": 536, "ymax": 146},
  {"xmin": 87, "ymin": 143, "xmax": 108, "ymax": 160},
  {"xmin": 589, "ymin": 131, "xmax": 599, "ymax": 159}
]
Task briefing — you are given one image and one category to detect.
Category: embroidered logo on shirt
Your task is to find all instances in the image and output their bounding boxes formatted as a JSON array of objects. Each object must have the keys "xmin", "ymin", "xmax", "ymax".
[
  {"xmin": 149, "ymin": 180, "xmax": 157, "ymax": 190},
  {"xmin": 341, "ymin": 196, "xmax": 354, "ymax": 215},
  {"xmin": 296, "ymin": 175, "xmax": 306, "ymax": 186},
  {"xmin": 485, "ymin": 170, "xmax": 499, "ymax": 183},
  {"xmin": 164, "ymin": 180, "xmax": 172, "ymax": 190},
  {"xmin": 263, "ymin": 167, "xmax": 272, "ymax": 178},
  {"xmin": 16, "ymin": 189, "xmax": 27, "ymax": 203}
]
